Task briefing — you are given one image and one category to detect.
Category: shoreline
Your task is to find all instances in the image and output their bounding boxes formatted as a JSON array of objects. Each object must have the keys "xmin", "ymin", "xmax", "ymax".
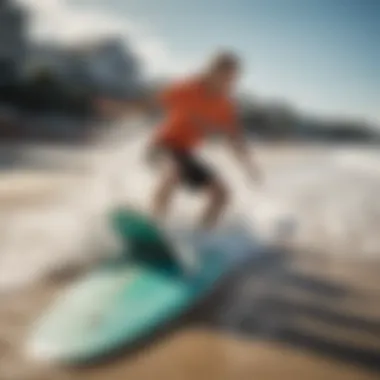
[{"xmin": 0, "ymin": 142, "xmax": 379, "ymax": 379}]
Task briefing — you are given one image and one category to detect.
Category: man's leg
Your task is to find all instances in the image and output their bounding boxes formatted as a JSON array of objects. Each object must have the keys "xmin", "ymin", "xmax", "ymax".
[
  {"xmin": 178, "ymin": 153, "xmax": 230, "ymax": 230},
  {"xmin": 199, "ymin": 180, "xmax": 230, "ymax": 230},
  {"xmin": 151, "ymin": 161, "xmax": 180, "ymax": 223}
]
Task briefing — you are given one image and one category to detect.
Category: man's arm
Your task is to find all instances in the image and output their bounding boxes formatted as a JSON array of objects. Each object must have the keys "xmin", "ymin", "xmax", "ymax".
[{"xmin": 94, "ymin": 95, "xmax": 154, "ymax": 119}]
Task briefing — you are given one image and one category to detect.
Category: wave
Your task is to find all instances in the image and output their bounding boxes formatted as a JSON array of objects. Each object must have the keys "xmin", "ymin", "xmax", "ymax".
[{"xmin": 1, "ymin": 124, "xmax": 379, "ymax": 291}]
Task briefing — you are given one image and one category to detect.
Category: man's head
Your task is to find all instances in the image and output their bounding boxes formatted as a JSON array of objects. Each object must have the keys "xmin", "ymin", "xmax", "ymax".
[{"xmin": 205, "ymin": 50, "xmax": 241, "ymax": 93}]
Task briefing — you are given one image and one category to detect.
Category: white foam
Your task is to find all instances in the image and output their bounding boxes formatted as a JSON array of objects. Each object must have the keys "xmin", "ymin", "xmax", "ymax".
[{"xmin": 1, "ymin": 126, "xmax": 380, "ymax": 291}]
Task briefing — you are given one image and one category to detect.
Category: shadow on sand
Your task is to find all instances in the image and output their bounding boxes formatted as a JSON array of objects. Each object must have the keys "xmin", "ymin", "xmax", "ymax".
[
  {"xmin": 64, "ymin": 245, "xmax": 380, "ymax": 375},
  {"xmin": 193, "ymin": 248, "xmax": 380, "ymax": 373}
]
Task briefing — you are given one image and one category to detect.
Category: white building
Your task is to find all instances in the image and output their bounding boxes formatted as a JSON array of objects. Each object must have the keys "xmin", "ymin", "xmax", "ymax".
[
  {"xmin": 29, "ymin": 37, "xmax": 143, "ymax": 98},
  {"xmin": 76, "ymin": 37, "xmax": 142, "ymax": 97},
  {"xmin": 0, "ymin": 0, "xmax": 28, "ymax": 83}
]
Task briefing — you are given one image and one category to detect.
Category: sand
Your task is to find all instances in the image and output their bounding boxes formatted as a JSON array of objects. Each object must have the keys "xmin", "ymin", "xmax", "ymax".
[
  {"xmin": 1, "ymin": 144, "xmax": 379, "ymax": 380},
  {"xmin": 0, "ymin": 252, "xmax": 379, "ymax": 380}
]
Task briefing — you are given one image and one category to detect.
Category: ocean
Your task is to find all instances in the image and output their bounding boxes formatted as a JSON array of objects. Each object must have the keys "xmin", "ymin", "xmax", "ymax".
[{"xmin": 1, "ymin": 121, "xmax": 380, "ymax": 291}]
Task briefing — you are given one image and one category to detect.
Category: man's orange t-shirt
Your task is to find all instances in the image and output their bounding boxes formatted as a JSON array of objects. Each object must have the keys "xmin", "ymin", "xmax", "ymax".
[{"xmin": 153, "ymin": 77, "xmax": 238, "ymax": 152}]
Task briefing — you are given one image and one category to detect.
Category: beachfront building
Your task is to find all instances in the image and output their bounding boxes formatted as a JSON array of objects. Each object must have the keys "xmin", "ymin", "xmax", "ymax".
[
  {"xmin": 28, "ymin": 37, "xmax": 142, "ymax": 99},
  {"xmin": 74, "ymin": 37, "xmax": 142, "ymax": 98}
]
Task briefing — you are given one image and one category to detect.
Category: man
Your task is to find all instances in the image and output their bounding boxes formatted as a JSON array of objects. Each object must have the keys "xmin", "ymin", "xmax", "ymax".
[{"xmin": 147, "ymin": 51, "xmax": 262, "ymax": 231}]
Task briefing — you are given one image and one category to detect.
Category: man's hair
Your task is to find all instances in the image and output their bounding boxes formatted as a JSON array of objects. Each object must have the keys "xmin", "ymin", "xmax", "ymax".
[{"xmin": 208, "ymin": 50, "xmax": 241, "ymax": 72}]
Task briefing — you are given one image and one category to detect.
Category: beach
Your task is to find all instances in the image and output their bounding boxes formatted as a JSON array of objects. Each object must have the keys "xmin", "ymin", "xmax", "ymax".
[{"xmin": 0, "ymin": 138, "xmax": 379, "ymax": 379}]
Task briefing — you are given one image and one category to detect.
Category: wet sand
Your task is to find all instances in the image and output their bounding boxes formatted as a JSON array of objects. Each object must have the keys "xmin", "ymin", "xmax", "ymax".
[{"xmin": 1, "ymin": 248, "xmax": 379, "ymax": 380}]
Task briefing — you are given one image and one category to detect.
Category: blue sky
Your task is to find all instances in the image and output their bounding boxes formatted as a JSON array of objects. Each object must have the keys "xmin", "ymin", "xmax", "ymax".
[{"xmin": 22, "ymin": 0, "xmax": 379, "ymax": 124}]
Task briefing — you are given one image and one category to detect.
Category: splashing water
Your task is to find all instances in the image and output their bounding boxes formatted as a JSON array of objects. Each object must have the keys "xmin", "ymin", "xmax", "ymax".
[{"xmin": 1, "ymin": 121, "xmax": 380, "ymax": 292}]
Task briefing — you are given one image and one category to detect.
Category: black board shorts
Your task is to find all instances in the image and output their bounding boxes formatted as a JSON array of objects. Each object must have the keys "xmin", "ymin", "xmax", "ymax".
[{"xmin": 148, "ymin": 144, "xmax": 216, "ymax": 189}]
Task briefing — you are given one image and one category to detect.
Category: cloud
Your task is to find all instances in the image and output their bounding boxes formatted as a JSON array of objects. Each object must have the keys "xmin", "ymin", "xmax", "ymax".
[{"xmin": 15, "ymin": 0, "xmax": 190, "ymax": 77}]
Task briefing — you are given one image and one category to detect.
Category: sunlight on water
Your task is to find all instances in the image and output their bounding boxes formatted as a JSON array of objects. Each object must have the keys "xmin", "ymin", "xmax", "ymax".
[{"xmin": 1, "ymin": 123, "xmax": 380, "ymax": 291}]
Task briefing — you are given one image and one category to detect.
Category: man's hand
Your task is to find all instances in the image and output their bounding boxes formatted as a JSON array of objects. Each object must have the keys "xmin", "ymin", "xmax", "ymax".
[
  {"xmin": 227, "ymin": 131, "xmax": 264, "ymax": 186},
  {"xmin": 93, "ymin": 96, "xmax": 153, "ymax": 119}
]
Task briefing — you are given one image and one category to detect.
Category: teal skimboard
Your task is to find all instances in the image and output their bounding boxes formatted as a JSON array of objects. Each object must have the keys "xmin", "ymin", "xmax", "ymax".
[{"xmin": 26, "ymin": 209, "xmax": 241, "ymax": 364}]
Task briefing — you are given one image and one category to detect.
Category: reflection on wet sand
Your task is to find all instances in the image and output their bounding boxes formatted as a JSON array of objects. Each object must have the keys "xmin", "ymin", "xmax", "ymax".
[{"xmin": 0, "ymin": 248, "xmax": 379, "ymax": 380}]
